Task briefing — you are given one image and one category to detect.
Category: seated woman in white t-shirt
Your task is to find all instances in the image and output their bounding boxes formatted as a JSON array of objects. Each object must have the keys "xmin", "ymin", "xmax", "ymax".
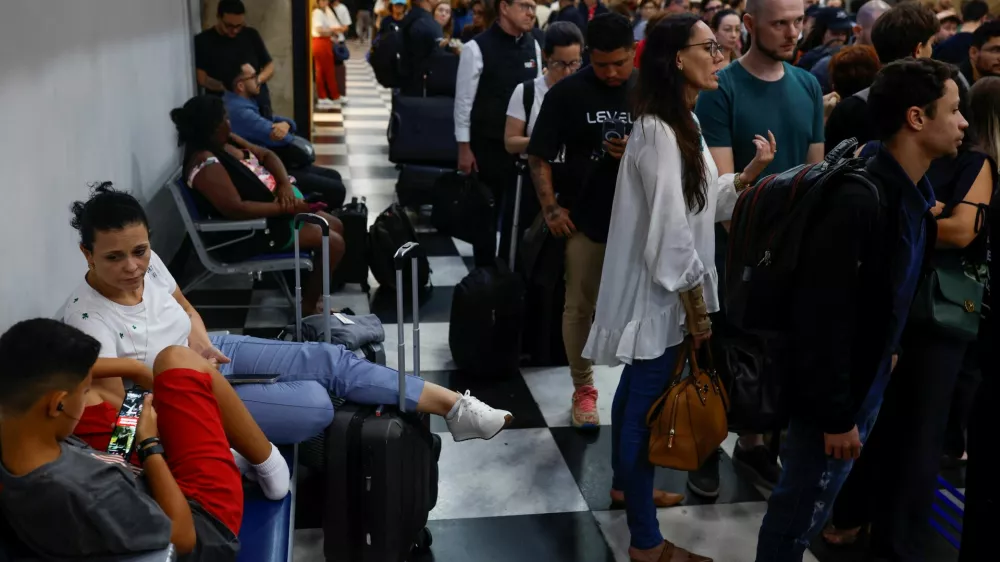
[{"xmin": 62, "ymin": 184, "xmax": 513, "ymax": 449}]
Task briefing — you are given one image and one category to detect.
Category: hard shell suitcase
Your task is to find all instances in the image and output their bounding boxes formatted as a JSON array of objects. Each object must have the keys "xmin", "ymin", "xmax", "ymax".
[
  {"xmin": 322, "ymin": 242, "xmax": 439, "ymax": 562},
  {"xmin": 448, "ymin": 166, "xmax": 526, "ymax": 376}
]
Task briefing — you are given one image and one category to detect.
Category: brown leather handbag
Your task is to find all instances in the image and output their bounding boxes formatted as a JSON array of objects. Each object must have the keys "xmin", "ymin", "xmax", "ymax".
[{"xmin": 646, "ymin": 341, "xmax": 730, "ymax": 471}]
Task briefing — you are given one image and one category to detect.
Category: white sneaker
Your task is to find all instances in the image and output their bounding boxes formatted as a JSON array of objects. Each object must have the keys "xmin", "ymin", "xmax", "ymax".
[
  {"xmin": 339, "ymin": 95, "xmax": 349, "ymax": 105},
  {"xmin": 445, "ymin": 390, "xmax": 513, "ymax": 442},
  {"xmin": 316, "ymin": 98, "xmax": 333, "ymax": 109}
]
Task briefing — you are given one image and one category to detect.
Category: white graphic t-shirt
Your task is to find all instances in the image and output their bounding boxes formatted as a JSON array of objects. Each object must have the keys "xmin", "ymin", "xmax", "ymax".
[{"xmin": 62, "ymin": 251, "xmax": 192, "ymax": 369}]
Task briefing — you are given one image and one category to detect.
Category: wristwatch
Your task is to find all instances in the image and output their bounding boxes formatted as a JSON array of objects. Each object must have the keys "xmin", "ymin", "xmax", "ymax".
[
  {"xmin": 734, "ymin": 173, "xmax": 750, "ymax": 192},
  {"xmin": 138, "ymin": 443, "xmax": 166, "ymax": 464}
]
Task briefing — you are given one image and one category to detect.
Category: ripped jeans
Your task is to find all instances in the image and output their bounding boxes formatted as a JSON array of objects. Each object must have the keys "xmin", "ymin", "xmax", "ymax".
[{"xmin": 755, "ymin": 405, "xmax": 881, "ymax": 561}]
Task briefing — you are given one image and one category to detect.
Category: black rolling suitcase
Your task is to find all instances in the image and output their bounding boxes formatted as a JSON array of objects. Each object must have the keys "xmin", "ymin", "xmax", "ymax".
[
  {"xmin": 323, "ymin": 242, "xmax": 440, "ymax": 562},
  {"xmin": 448, "ymin": 168, "xmax": 526, "ymax": 376},
  {"xmin": 331, "ymin": 196, "xmax": 371, "ymax": 293},
  {"xmin": 388, "ymin": 94, "xmax": 458, "ymax": 167}
]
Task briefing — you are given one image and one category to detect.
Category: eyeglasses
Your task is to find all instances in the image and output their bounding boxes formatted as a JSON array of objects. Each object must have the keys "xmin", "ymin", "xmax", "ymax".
[
  {"xmin": 221, "ymin": 20, "xmax": 245, "ymax": 32},
  {"xmin": 239, "ymin": 71, "xmax": 259, "ymax": 83},
  {"xmin": 548, "ymin": 59, "xmax": 583, "ymax": 71},
  {"xmin": 512, "ymin": 1, "xmax": 537, "ymax": 13},
  {"xmin": 684, "ymin": 40, "xmax": 722, "ymax": 58}
]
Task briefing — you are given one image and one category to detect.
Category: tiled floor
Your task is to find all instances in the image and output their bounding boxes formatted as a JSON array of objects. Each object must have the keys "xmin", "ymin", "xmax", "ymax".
[{"xmin": 178, "ymin": 43, "xmax": 965, "ymax": 562}]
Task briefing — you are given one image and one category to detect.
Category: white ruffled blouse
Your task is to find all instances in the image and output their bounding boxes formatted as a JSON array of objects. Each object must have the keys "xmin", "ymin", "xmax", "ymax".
[{"xmin": 583, "ymin": 114, "xmax": 740, "ymax": 366}]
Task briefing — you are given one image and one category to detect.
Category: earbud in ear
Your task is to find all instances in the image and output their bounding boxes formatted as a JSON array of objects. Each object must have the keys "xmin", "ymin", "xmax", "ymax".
[{"xmin": 57, "ymin": 403, "xmax": 65, "ymax": 412}]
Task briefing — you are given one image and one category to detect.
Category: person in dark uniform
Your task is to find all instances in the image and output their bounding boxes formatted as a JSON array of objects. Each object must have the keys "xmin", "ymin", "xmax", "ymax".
[{"xmin": 455, "ymin": 0, "xmax": 542, "ymax": 265}]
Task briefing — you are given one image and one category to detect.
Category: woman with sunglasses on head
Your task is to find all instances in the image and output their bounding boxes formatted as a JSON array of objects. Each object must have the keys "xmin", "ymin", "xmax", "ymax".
[{"xmin": 583, "ymin": 13, "xmax": 775, "ymax": 562}]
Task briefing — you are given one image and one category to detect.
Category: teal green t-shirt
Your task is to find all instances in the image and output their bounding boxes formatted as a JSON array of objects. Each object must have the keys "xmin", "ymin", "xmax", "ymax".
[{"xmin": 695, "ymin": 61, "xmax": 825, "ymax": 175}]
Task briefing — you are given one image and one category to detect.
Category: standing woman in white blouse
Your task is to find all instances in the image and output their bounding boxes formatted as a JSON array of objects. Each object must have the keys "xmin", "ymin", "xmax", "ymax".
[{"xmin": 582, "ymin": 13, "xmax": 775, "ymax": 562}]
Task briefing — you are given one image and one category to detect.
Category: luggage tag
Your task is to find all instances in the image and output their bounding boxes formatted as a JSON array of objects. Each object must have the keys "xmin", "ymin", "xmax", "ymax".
[{"xmin": 333, "ymin": 312, "xmax": 355, "ymax": 325}]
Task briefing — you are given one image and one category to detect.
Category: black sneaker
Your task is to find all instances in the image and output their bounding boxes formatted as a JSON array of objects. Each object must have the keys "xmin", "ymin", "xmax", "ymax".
[
  {"xmin": 686, "ymin": 448, "xmax": 721, "ymax": 498},
  {"xmin": 733, "ymin": 444, "xmax": 781, "ymax": 490}
]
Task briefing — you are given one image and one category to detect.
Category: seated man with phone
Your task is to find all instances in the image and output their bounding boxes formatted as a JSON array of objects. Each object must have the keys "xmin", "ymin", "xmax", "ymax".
[{"xmin": 0, "ymin": 319, "xmax": 279, "ymax": 561}]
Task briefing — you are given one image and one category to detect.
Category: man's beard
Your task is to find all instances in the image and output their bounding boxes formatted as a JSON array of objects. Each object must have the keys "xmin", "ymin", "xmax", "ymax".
[{"xmin": 756, "ymin": 39, "xmax": 794, "ymax": 62}]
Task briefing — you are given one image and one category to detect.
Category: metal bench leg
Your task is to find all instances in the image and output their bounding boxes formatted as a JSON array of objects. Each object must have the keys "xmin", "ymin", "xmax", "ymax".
[
  {"xmin": 183, "ymin": 269, "xmax": 215, "ymax": 294},
  {"xmin": 273, "ymin": 272, "xmax": 296, "ymax": 310}
]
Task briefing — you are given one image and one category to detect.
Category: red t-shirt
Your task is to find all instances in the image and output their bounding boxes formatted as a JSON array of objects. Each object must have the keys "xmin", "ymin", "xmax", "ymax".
[{"xmin": 634, "ymin": 39, "xmax": 645, "ymax": 68}]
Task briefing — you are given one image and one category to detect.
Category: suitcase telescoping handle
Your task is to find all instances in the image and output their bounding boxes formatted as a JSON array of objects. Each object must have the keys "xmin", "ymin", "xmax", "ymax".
[
  {"xmin": 510, "ymin": 160, "xmax": 527, "ymax": 268},
  {"xmin": 293, "ymin": 213, "xmax": 333, "ymax": 344},
  {"xmin": 393, "ymin": 242, "xmax": 423, "ymax": 412}
]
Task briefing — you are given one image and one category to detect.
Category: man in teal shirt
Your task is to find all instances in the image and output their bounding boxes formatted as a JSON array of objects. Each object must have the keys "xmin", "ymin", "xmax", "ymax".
[{"xmin": 691, "ymin": 0, "xmax": 825, "ymax": 498}]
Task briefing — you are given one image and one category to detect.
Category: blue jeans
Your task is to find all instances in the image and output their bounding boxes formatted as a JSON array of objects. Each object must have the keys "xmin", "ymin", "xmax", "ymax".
[
  {"xmin": 755, "ymin": 404, "xmax": 881, "ymax": 561},
  {"xmin": 210, "ymin": 335, "xmax": 425, "ymax": 444},
  {"xmin": 610, "ymin": 345, "xmax": 680, "ymax": 550}
]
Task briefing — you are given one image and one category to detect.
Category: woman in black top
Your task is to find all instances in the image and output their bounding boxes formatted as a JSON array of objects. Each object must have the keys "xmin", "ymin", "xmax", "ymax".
[
  {"xmin": 959, "ymin": 76, "xmax": 1000, "ymax": 562},
  {"xmin": 171, "ymin": 95, "xmax": 346, "ymax": 316},
  {"xmin": 824, "ymin": 79, "xmax": 996, "ymax": 556}
]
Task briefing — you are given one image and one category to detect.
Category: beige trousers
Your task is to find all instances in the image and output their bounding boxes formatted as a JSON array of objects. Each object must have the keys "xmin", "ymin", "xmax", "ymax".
[{"xmin": 563, "ymin": 232, "xmax": 607, "ymax": 388}]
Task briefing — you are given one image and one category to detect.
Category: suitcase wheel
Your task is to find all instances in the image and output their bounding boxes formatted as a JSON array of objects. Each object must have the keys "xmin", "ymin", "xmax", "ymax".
[{"xmin": 413, "ymin": 527, "xmax": 433, "ymax": 553}]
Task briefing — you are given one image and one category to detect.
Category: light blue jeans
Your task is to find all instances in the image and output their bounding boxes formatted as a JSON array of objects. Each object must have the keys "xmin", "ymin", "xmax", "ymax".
[{"xmin": 210, "ymin": 334, "xmax": 425, "ymax": 444}]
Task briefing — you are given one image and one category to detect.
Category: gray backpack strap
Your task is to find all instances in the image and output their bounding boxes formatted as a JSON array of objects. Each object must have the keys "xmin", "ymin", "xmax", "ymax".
[{"xmin": 854, "ymin": 87, "xmax": 870, "ymax": 102}]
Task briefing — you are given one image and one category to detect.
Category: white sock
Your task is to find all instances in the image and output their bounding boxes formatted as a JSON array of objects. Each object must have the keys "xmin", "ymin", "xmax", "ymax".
[
  {"xmin": 252, "ymin": 443, "xmax": 290, "ymax": 500},
  {"xmin": 445, "ymin": 392, "xmax": 464, "ymax": 420}
]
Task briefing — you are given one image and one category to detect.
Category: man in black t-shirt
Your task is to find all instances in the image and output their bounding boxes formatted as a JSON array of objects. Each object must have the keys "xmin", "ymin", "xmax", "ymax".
[
  {"xmin": 195, "ymin": 0, "xmax": 276, "ymax": 119},
  {"xmin": 527, "ymin": 13, "xmax": 634, "ymax": 430}
]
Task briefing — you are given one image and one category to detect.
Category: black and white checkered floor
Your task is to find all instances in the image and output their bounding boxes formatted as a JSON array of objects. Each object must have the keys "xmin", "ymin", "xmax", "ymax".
[{"xmin": 177, "ymin": 43, "xmax": 965, "ymax": 562}]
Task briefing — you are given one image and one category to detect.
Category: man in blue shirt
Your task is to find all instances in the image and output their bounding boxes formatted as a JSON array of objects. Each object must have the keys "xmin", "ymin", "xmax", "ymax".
[
  {"xmin": 756, "ymin": 58, "xmax": 968, "ymax": 562},
  {"xmin": 222, "ymin": 62, "xmax": 346, "ymax": 209}
]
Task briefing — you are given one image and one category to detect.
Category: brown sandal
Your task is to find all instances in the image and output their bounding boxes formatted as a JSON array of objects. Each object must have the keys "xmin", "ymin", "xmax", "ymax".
[
  {"xmin": 630, "ymin": 541, "xmax": 713, "ymax": 562},
  {"xmin": 821, "ymin": 523, "xmax": 863, "ymax": 547},
  {"xmin": 610, "ymin": 489, "xmax": 685, "ymax": 509}
]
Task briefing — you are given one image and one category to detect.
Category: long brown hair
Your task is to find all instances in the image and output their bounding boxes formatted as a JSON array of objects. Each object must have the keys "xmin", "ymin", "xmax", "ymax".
[
  {"xmin": 633, "ymin": 13, "xmax": 708, "ymax": 213},
  {"xmin": 969, "ymin": 77, "xmax": 1000, "ymax": 172}
]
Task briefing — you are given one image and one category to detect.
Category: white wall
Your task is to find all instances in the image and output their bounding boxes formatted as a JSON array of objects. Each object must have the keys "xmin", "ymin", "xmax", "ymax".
[{"xmin": 0, "ymin": 0, "xmax": 196, "ymax": 329}]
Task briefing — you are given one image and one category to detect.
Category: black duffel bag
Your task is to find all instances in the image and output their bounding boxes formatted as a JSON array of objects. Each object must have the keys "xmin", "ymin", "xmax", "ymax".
[{"xmin": 430, "ymin": 172, "xmax": 495, "ymax": 244}]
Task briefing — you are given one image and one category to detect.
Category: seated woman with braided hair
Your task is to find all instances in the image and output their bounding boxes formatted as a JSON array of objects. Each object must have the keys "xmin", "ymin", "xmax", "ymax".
[
  {"xmin": 171, "ymin": 94, "xmax": 343, "ymax": 316},
  {"xmin": 60, "ymin": 185, "xmax": 514, "ymax": 476}
]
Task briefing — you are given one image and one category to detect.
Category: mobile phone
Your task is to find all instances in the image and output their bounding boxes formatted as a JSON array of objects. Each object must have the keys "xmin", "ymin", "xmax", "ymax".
[
  {"xmin": 602, "ymin": 120, "xmax": 629, "ymax": 143},
  {"xmin": 107, "ymin": 389, "xmax": 148, "ymax": 457},
  {"xmin": 225, "ymin": 373, "xmax": 281, "ymax": 385}
]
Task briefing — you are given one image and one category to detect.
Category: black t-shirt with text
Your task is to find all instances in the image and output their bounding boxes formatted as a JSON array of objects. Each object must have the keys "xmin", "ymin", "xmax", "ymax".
[
  {"xmin": 195, "ymin": 27, "xmax": 273, "ymax": 85},
  {"xmin": 527, "ymin": 66, "xmax": 636, "ymax": 244}
]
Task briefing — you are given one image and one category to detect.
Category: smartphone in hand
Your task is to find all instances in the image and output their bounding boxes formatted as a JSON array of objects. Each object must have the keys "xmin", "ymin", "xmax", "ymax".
[{"xmin": 107, "ymin": 388, "xmax": 149, "ymax": 457}]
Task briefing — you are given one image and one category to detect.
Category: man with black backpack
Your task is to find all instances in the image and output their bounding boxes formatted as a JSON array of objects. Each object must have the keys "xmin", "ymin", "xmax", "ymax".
[{"xmin": 752, "ymin": 58, "xmax": 968, "ymax": 561}]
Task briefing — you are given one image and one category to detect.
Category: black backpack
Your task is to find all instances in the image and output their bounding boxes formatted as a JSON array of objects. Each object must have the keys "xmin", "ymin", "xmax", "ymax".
[
  {"xmin": 726, "ymin": 138, "xmax": 883, "ymax": 333},
  {"xmin": 722, "ymin": 139, "xmax": 883, "ymax": 433},
  {"xmin": 367, "ymin": 203, "xmax": 432, "ymax": 292},
  {"xmin": 369, "ymin": 21, "xmax": 403, "ymax": 88}
]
